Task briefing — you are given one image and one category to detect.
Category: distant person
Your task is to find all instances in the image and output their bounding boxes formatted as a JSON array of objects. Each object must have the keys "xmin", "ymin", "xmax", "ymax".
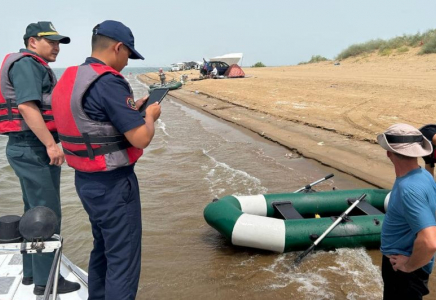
[
  {"xmin": 0, "ymin": 21, "xmax": 80, "ymax": 295},
  {"xmin": 180, "ymin": 74, "xmax": 188, "ymax": 84},
  {"xmin": 51, "ymin": 20, "xmax": 161, "ymax": 299},
  {"xmin": 419, "ymin": 124, "xmax": 436, "ymax": 177},
  {"xmin": 210, "ymin": 63, "xmax": 218, "ymax": 78},
  {"xmin": 377, "ymin": 123, "xmax": 436, "ymax": 300},
  {"xmin": 201, "ymin": 62, "xmax": 207, "ymax": 77},
  {"xmin": 158, "ymin": 67, "xmax": 166, "ymax": 85}
]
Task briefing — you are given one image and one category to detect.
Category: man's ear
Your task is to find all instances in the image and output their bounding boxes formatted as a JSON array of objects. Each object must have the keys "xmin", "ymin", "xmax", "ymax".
[
  {"xmin": 28, "ymin": 37, "xmax": 38, "ymax": 50},
  {"xmin": 114, "ymin": 42, "xmax": 123, "ymax": 54}
]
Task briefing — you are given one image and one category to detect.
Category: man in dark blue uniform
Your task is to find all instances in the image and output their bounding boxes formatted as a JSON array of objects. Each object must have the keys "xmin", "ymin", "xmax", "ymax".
[
  {"xmin": 0, "ymin": 21, "xmax": 80, "ymax": 295},
  {"xmin": 52, "ymin": 20, "xmax": 161, "ymax": 300},
  {"xmin": 419, "ymin": 124, "xmax": 436, "ymax": 177}
]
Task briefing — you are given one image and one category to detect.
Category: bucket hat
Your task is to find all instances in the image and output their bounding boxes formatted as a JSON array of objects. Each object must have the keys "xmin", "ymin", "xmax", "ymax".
[{"xmin": 377, "ymin": 123, "xmax": 432, "ymax": 157}]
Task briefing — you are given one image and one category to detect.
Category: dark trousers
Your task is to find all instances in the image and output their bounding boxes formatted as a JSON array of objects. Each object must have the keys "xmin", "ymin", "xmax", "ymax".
[
  {"xmin": 6, "ymin": 135, "xmax": 61, "ymax": 286},
  {"xmin": 75, "ymin": 166, "xmax": 142, "ymax": 300},
  {"xmin": 382, "ymin": 255, "xmax": 430, "ymax": 300}
]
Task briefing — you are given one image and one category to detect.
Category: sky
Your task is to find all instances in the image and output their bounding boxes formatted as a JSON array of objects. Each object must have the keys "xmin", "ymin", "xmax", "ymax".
[{"xmin": 2, "ymin": 0, "xmax": 436, "ymax": 68}]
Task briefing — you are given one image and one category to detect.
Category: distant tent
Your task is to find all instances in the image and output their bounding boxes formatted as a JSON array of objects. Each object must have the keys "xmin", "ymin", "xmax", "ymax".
[
  {"xmin": 210, "ymin": 53, "xmax": 243, "ymax": 65},
  {"xmin": 224, "ymin": 64, "xmax": 245, "ymax": 78}
]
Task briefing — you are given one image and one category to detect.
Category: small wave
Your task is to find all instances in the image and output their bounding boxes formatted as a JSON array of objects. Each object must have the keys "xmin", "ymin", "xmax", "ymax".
[
  {"xmin": 239, "ymin": 255, "xmax": 260, "ymax": 266},
  {"xmin": 202, "ymin": 149, "xmax": 268, "ymax": 198},
  {"xmin": 331, "ymin": 248, "xmax": 383, "ymax": 299},
  {"xmin": 134, "ymin": 80, "xmax": 150, "ymax": 91},
  {"xmin": 157, "ymin": 119, "xmax": 171, "ymax": 137},
  {"xmin": 259, "ymin": 255, "xmax": 334, "ymax": 299},
  {"xmin": 259, "ymin": 249, "xmax": 382, "ymax": 299},
  {"xmin": 127, "ymin": 75, "xmax": 150, "ymax": 99}
]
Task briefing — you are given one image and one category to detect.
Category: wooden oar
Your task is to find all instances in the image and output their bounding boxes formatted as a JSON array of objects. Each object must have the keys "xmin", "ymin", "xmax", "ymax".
[
  {"xmin": 294, "ymin": 174, "xmax": 334, "ymax": 193},
  {"xmin": 294, "ymin": 193, "xmax": 367, "ymax": 265}
]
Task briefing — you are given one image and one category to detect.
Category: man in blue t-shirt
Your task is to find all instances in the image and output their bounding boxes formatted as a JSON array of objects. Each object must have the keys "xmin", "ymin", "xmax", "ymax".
[{"xmin": 377, "ymin": 123, "xmax": 436, "ymax": 299}]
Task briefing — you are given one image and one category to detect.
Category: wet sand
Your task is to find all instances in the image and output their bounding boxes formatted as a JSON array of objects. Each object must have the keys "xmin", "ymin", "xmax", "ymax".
[{"xmin": 139, "ymin": 47, "xmax": 436, "ymax": 189}]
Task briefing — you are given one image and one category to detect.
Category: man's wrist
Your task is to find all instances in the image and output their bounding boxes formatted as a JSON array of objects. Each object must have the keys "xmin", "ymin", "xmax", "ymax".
[
  {"xmin": 403, "ymin": 262, "xmax": 415, "ymax": 273},
  {"xmin": 45, "ymin": 141, "xmax": 58, "ymax": 149}
]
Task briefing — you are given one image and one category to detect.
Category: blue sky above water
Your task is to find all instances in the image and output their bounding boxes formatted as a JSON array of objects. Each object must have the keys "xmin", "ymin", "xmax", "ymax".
[{"xmin": 2, "ymin": 0, "xmax": 436, "ymax": 68}]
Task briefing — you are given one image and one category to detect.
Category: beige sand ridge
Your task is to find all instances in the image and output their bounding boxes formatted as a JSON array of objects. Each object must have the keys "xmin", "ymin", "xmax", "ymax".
[{"xmin": 139, "ymin": 48, "xmax": 436, "ymax": 188}]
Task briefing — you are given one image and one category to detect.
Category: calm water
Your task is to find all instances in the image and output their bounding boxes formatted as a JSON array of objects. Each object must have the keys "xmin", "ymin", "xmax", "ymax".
[{"xmin": 1, "ymin": 74, "xmax": 435, "ymax": 299}]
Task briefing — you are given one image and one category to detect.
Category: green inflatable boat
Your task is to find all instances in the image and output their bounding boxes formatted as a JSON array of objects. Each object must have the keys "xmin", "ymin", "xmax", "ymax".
[
  {"xmin": 149, "ymin": 80, "xmax": 182, "ymax": 91},
  {"xmin": 204, "ymin": 189, "xmax": 390, "ymax": 253}
]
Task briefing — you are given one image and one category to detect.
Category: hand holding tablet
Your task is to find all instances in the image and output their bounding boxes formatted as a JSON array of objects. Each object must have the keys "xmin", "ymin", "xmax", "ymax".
[{"xmin": 139, "ymin": 88, "xmax": 169, "ymax": 117}]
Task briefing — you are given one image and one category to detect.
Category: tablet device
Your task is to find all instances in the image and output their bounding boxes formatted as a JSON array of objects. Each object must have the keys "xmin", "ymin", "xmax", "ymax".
[{"xmin": 139, "ymin": 88, "xmax": 169, "ymax": 115}]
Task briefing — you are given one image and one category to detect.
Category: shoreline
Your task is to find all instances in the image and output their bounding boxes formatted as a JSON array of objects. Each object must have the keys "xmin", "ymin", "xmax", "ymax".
[
  {"xmin": 139, "ymin": 73, "xmax": 396, "ymax": 189},
  {"xmin": 139, "ymin": 51, "xmax": 436, "ymax": 190}
]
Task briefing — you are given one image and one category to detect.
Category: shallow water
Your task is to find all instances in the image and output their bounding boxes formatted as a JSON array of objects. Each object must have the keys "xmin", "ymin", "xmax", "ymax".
[{"xmin": 1, "ymin": 75, "xmax": 434, "ymax": 299}]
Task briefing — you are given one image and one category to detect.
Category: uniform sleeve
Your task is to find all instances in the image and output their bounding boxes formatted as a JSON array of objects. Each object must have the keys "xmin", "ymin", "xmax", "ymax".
[
  {"xmin": 9, "ymin": 57, "xmax": 44, "ymax": 104},
  {"xmin": 95, "ymin": 75, "xmax": 145, "ymax": 134},
  {"xmin": 420, "ymin": 126, "xmax": 436, "ymax": 166},
  {"xmin": 403, "ymin": 188, "xmax": 436, "ymax": 235}
]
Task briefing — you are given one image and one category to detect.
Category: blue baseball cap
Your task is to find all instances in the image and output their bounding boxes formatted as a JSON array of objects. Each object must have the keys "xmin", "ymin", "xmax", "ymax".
[{"xmin": 93, "ymin": 20, "xmax": 144, "ymax": 60}]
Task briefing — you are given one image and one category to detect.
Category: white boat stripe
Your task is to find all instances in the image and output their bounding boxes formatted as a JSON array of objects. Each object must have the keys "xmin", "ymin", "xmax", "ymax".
[
  {"xmin": 232, "ymin": 214, "xmax": 285, "ymax": 253},
  {"xmin": 384, "ymin": 192, "xmax": 391, "ymax": 212},
  {"xmin": 234, "ymin": 194, "xmax": 267, "ymax": 216}
]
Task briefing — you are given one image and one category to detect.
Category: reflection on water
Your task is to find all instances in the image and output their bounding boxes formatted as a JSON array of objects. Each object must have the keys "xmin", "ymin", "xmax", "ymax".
[{"xmin": 2, "ymin": 74, "xmax": 432, "ymax": 299}]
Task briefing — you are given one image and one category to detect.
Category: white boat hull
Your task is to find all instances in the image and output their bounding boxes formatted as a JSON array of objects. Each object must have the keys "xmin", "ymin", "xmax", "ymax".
[{"xmin": 0, "ymin": 253, "xmax": 88, "ymax": 300}]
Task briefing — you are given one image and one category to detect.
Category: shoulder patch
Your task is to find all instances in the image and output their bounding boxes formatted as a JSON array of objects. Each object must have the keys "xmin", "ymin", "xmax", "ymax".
[{"xmin": 126, "ymin": 97, "xmax": 137, "ymax": 110}]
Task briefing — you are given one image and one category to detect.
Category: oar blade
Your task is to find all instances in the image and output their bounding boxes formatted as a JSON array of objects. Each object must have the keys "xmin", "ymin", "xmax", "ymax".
[
  {"xmin": 325, "ymin": 173, "xmax": 334, "ymax": 180},
  {"xmin": 294, "ymin": 244, "xmax": 316, "ymax": 265}
]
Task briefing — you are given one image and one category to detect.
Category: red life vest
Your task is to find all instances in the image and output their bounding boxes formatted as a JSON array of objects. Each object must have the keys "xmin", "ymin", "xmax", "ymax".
[
  {"xmin": 0, "ymin": 52, "xmax": 57, "ymax": 133},
  {"xmin": 51, "ymin": 63, "xmax": 143, "ymax": 173}
]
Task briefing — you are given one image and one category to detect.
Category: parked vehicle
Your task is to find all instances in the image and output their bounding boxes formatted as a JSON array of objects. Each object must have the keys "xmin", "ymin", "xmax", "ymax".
[
  {"xmin": 184, "ymin": 61, "xmax": 200, "ymax": 70},
  {"xmin": 176, "ymin": 62, "xmax": 185, "ymax": 70},
  {"xmin": 194, "ymin": 61, "xmax": 203, "ymax": 70},
  {"xmin": 200, "ymin": 60, "xmax": 230, "ymax": 76},
  {"xmin": 170, "ymin": 64, "xmax": 180, "ymax": 72}
]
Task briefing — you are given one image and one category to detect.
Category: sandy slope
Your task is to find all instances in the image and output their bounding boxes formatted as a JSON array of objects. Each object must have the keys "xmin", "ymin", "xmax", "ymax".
[
  {"xmin": 150, "ymin": 48, "xmax": 436, "ymax": 141},
  {"xmin": 140, "ymin": 47, "xmax": 436, "ymax": 188}
]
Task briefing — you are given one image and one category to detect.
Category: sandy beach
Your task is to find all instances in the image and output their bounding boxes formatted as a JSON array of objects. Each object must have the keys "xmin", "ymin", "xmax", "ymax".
[{"xmin": 139, "ymin": 47, "xmax": 436, "ymax": 189}]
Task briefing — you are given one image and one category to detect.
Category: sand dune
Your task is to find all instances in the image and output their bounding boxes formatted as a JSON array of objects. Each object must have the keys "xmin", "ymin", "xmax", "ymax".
[
  {"xmin": 146, "ymin": 47, "xmax": 436, "ymax": 142},
  {"xmin": 140, "ymin": 48, "xmax": 436, "ymax": 188}
]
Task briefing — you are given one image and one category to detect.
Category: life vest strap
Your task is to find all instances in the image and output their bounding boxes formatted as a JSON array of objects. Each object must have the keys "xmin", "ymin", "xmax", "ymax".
[
  {"xmin": 0, "ymin": 114, "xmax": 54, "ymax": 121},
  {"xmin": 58, "ymin": 133, "xmax": 126, "ymax": 144},
  {"xmin": 6, "ymin": 100, "xmax": 12, "ymax": 120},
  {"xmin": 62, "ymin": 140, "xmax": 133, "ymax": 159},
  {"xmin": 0, "ymin": 103, "xmax": 52, "ymax": 110}
]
